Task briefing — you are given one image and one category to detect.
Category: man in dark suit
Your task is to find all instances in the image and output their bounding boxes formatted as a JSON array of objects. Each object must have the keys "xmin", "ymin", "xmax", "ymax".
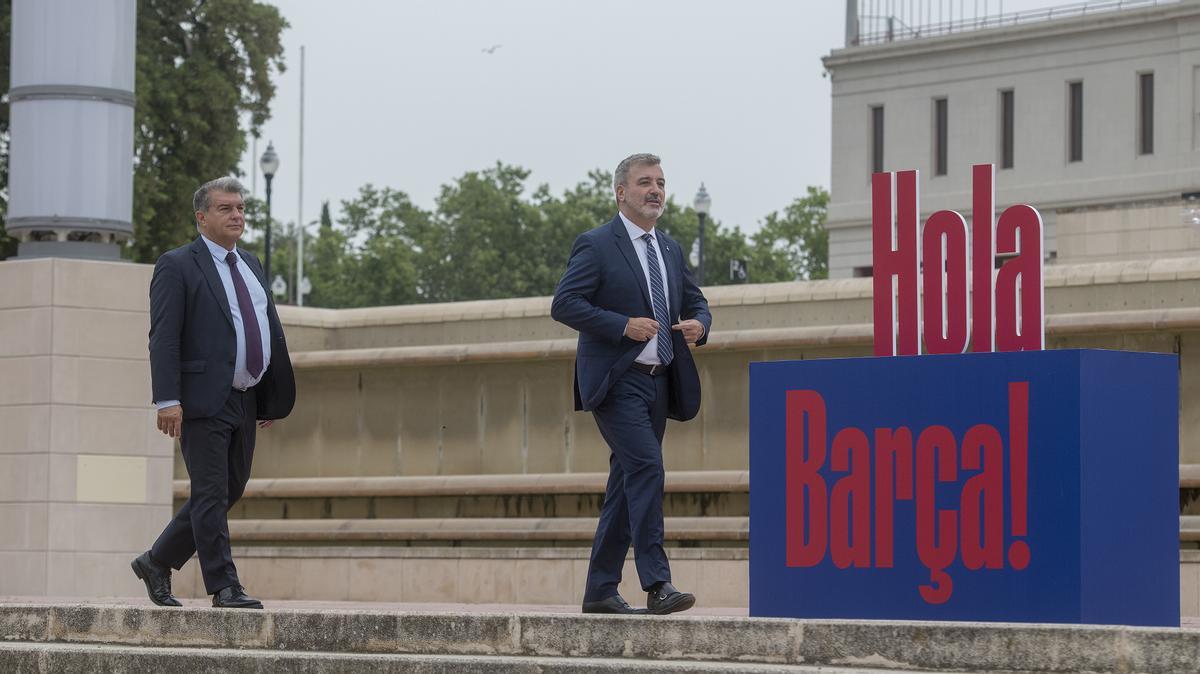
[
  {"xmin": 131, "ymin": 177, "xmax": 295, "ymax": 609},
  {"xmin": 551, "ymin": 153, "xmax": 712, "ymax": 615}
]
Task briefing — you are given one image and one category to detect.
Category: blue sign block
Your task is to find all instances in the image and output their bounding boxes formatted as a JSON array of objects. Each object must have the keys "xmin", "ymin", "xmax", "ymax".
[{"xmin": 749, "ymin": 350, "xmax": 1178, "ymax": 626}]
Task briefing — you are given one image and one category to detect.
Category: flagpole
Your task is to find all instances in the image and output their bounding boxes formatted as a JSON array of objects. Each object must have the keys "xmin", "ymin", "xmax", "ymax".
[{"xmin": 296, "ymin": 45, "xmax": 306, "ymax": 306}]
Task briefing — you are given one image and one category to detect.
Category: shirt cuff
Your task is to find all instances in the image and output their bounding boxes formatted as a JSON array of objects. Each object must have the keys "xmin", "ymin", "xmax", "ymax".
[{"xmin": 155, "ymin": 400, "xmax": 181, "ymax": 410}]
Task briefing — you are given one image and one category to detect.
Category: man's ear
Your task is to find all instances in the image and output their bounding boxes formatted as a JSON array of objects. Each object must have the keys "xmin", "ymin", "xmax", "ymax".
[{"xmin": 615, "ymin": 185, "xmax": 625, "ymax": 204}]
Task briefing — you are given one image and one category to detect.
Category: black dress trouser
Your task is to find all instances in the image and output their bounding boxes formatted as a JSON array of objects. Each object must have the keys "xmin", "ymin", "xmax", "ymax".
[{"xmin": 150, "ymin": 387, "xmax": 256, "ymax": 594}]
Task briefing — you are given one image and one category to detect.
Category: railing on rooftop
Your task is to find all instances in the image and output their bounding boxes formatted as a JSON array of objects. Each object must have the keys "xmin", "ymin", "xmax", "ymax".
[{"xmin": 854, "ymin": 0, "xmax": 1181, "ymax": 46}]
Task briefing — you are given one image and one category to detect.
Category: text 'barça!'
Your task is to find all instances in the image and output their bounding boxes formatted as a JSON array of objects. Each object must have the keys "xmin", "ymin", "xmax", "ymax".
[{"xmin": 784, "ymin": 381, "xmax": 1030, "ymax": 604}]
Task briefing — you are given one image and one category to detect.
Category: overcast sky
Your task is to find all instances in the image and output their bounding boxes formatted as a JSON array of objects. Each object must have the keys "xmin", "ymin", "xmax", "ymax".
[{"xmin": 239, "ymin": 0, "xmax": 1059, "ymax": 236}]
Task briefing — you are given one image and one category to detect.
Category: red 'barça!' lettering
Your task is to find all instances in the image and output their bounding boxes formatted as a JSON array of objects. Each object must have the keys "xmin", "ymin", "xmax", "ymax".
[
  {"xmin": 785, "ymin": 382, "xmax": 1031, "ymax": 603},
  {"xmin": 872, "ymin": 164, "xmax": 1044, "ymax": 356}
]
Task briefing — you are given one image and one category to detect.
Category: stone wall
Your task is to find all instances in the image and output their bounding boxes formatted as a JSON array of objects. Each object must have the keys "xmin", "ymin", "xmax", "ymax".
[
  {"xmin": 240, "ymin": 256, "xmax": 1200, "ymax": 482},
  {"xmin": 0, "ymin": 258, "xmax": 173, "ymax": 597}
]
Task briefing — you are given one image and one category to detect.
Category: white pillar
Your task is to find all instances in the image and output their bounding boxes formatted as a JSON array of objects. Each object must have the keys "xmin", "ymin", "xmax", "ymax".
[{"xmin": 8, "ymin": 0, "xmax": 136, "ymax": 259}]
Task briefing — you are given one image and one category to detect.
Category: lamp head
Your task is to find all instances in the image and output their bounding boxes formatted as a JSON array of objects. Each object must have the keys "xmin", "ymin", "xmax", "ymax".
[
  {"xmin": 260, "ymin": 141, "xmax": 280, "ymax": 179},
  {"xmin": 693, "ymin": 183, "xmax": 712, "ymax": 216}
]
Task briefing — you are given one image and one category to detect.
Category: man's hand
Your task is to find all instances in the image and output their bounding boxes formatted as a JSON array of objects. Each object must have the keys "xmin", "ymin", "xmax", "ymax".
[
  {"xmin": 258, "ymin": 420, "xmax": 274, "ymax": 429},
  {"xmin": 157, "ymin": 405, "xmax": 183, "ymax": 439},
  {"xmin": 672, "ymin": 319, "xmax": 706, "ymax": 345},
  {"xmin": 624, "ymin": 317, "xmax": 659, "ymax": 341}
]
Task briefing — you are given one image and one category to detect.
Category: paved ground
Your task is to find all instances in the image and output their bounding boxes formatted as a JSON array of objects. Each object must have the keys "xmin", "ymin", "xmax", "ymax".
[{"xmin": 3, "ymin": 596, "xmax": 1197, "ymax": 628}]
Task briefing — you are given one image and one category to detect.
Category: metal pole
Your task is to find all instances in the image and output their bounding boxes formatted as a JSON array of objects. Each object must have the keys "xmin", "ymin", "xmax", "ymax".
[
  {"xmin": 697, "ymin": 212, "xmax": 707, "ymax": 285},
  {"xmin": 296, "ymin": 45, "xmax": 306, "ymax": 306},
  {"xmin": 264, "ymin": 175, "xmax": 273, "ymax": 286},
  {"xmin": 251, "ymin": 136, "xmax": 258, "ymax": 198}
]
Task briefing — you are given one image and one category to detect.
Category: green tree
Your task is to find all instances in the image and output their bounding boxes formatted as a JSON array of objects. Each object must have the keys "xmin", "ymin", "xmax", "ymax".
[
  {"xmin": 304, "ymin": 201, "xmax": 353, "ymax": 308},
  {"xmin": 533, "ymin": 169, "xmax": 614, "ymax": 280},
  {"xmin": 130, "ymin": 0, "xmax": 287, "ymax": 262},
  {"xmin": 273, "ymin": 166, "xmax": 830, "ymax": 308},
  {"xmin": 337, "ymin": 185, "xmax": 424, "ymax": 306},
  {"xmin": 749, "ymin": 186, "xmax": 830, "ymax": 281},
  {"xmin": 0, "ymin": 0, "xmax": 286, "ymax": 262},
  {"xmin": 419, "ymin": 163, "xmax": 555, "ymax": 302}
]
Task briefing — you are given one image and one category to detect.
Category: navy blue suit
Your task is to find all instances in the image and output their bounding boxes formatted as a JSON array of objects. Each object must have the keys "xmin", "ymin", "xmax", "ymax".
[
  {"xmin": 551, "ymin": 215, "xmax": 711, "ymax": 602},
  {"xmin": 147, "ymin": 237, "xmax": 295, "ymax": 594}
]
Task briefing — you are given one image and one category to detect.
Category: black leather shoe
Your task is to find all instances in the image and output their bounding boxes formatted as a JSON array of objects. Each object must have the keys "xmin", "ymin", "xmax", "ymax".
[
  {"xmin": 130, "ymin": 551, "xmax": 181, "ymax": 607},
  {"xmin": 212, "ymin": 584, "xmax": 264, "ymax": 609},
  {"xmin": 581, "ymin": 594, "xmax": 646, "ymax": 614},
  {"xmin": 646, "ymin": 582, "xmax": 695, "ymax": 615}
]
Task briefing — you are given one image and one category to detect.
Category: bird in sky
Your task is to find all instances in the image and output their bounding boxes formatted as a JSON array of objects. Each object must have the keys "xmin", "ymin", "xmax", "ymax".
[{"xmin": 481, "ymin": 44, "xmax": 502, "ymax": 54}]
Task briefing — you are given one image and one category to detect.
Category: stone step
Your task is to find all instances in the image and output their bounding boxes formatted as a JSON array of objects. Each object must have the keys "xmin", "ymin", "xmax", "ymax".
[
  {"xmin": 174, "ymin": 470, "xmax": 751, "ymax": 499},
  {"xmin": 227, "ymin": 515, "xmax": 749, "ymax": 543},
  {"xmin": 217, "ymin": 492, "xmax": 747, "ymax": 520},
  {"xmin": 168, "ymin": 545, "xmax": 750, "ymax": 606},
  {"xmin": 0, "ymin": 642, "xmax": 936, "ymax": 673},
  {"xmin": 2, "ymin": 603, "xmax": 1198, "ymax": 673},
  {"xmin": 1183, "ymin": 515, "xmax": 1200, "ymax": 541},
  {"xmin": 178, "ymin": 470, "xmax": 750, "ymax": 521},
  {"xmin": 173, "ymin": 467, "xmax": 1200, "ymax": 522}
]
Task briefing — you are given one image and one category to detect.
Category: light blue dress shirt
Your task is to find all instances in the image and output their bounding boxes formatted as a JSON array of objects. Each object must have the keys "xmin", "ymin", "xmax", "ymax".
[{"xmin": 155, "ymin": 235, "xmax": 273, "ymax": 410}]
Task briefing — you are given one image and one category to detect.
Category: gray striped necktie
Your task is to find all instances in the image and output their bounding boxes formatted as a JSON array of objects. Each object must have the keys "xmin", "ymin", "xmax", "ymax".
[{"xmin": 641, "ymin": 233, "xmax": 674, "ymax": 365}]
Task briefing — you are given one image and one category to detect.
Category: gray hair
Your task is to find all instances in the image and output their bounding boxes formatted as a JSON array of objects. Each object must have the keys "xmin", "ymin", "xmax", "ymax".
[
  {"xmin": 193, "ymin": 176, "xmax": 247, "ymax": 213},
  {"xmin": 613, "ymin": 153, "xmax": 661, "ymax": 192}
]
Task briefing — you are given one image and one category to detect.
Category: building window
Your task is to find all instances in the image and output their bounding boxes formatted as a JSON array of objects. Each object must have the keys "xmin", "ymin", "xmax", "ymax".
[
  {"xmin": 934, "ymin": 98, "xmax": 948, "ymax": 176},
  {"xmin": 1000, "ymin": 90, "xmax": 1014, "ymax": 169},
  {"xmin": 871, "ymin": 105, "xmax": 884, "ymax": 174},
  {"xmin": 1139, "ymin": 72, "xmax": 1154, "ymax": 155},
  {"xmin": 1068, "ymin": 81, "xmax": 1083, "ymax": 162}
]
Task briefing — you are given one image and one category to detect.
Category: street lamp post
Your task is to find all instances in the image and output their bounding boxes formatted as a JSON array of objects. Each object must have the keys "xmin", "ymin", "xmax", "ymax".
[
  {"xmin": 693, "ymin": 183, "xmax": 712, "ymax": 285},
  {"xmin": 259, "ymin": 141, "xmax": 280, "ymax": 285}
]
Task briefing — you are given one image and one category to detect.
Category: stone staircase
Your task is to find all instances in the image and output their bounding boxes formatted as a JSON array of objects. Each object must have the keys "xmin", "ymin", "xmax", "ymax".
[
  {"xmin": 170, "ymin": 470, "xmax": 751, "ymax": 606},
  {"xmin": 166, "ymin": 466, "xmax": 1200, "ymax": 610},
  {"xmin": 3, "ymin": 603, "xmax": 1199, "ymax": 673}
]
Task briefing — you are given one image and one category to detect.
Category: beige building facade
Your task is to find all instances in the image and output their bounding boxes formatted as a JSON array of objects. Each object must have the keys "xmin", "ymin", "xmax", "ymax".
[{"xmin": 824, "ymin": 1, "xmax": 1200, "ymax": 278}]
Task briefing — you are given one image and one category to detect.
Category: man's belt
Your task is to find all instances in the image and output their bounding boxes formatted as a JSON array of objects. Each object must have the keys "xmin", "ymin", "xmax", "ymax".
[{"xmin": 630, "ymin": 361, "xmax": 668, "ymax": 376}]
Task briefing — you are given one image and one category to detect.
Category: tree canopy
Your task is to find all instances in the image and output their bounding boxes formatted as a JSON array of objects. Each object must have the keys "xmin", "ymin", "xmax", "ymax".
[{"xmin": 248, "ymin": 163, "xmax": 830, "ymax": 308}]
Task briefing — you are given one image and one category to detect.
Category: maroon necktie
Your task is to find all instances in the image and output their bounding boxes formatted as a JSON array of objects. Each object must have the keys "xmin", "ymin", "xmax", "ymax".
[{"xmin": 225, "ymin": 251, "xmax": 264, "ymax": 378}]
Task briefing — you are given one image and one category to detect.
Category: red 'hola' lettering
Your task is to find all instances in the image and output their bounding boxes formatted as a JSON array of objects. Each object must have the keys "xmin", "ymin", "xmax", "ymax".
[
  {"xmin": 785, "ymin": 382, "xmax": 1031, "ymax": 604},
  {"xmin": 872, "ymin": 164, "xmax": 1045, "ymax": 356}
]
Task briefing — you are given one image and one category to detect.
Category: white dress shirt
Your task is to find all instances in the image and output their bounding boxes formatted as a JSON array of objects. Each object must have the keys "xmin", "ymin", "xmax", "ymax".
[
  {"xmin": 619, "ymin": 212, "xmax": 672, "ymax": 366},
  {"xmin": 154, "ymin": 235, "xmax": 273, "ymax": 410}
]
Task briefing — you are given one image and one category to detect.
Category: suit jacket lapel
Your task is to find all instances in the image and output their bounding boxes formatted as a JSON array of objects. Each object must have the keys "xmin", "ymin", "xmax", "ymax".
[
  {"xmin": 609, "ymin": 216, "xmax": 653, "ymax": 311},
  {"xmin": 237, "ymin": 249, "xmax": 284, "ymax": 342},
  {"xmin": 237, "ymin": 249, "xmax": 268, "ymax": 290},
  {"xmin": 657, "ymin": 234, "xmax": 681, "ymax": 320},
  {"xmin": 191, "ymin": 237, "xmax": 235, "ymax": 329}
]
